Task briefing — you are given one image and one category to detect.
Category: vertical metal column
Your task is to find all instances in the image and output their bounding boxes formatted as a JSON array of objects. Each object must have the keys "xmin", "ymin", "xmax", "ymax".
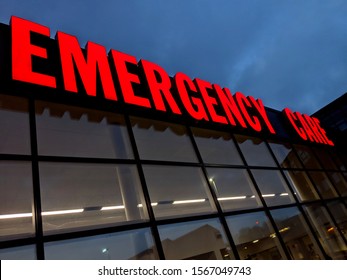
[{"xmin": 28, "ymin": 98, "xmax": 45, "ymax": 259}]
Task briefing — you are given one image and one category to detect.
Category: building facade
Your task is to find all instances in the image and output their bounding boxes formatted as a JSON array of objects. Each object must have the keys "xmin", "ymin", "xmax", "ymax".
[{"xmin": 0, "ymin": 16, "xmax": 346, "ymax": 260}]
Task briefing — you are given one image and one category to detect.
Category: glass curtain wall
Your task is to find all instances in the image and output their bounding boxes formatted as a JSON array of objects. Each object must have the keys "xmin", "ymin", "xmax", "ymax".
[{"xmin": 0, "ymin": 94, "xmax": 346, "ymax": 260}]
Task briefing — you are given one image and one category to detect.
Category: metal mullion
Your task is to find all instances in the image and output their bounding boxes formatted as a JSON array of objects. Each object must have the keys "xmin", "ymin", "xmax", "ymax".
[
  {"xmin": 139, "ymin": 159, "xmax": 202, "ymax": 167},
  {"xmin": 28, "ymin": 98, "xmax": 45, "ymax": 260},
  {"xmin": 37, "ymin": 155, "xmax": 136, "ymax": 165},
  {"xmin": 187, "ymin": 126, "xmax": 240, "ymax": 260},
  {"xmin": 222, "ymin": 207, "xmax": 266, "ymax": 218},
  {"xmin": 155, "ymin": 213, "xmax": 220, "ymax": 226},
  {"xmin": 232, "ymin": 135, "xmax": 292, "ymax": 260},
  {"xmin": 124, "ymin": 115, "xmax": 165, "ymax": 260},
  {"xmin": 0, "ymin": 154, "xmax": 32, "ymax": 161},
  {"xmin": 201, "ymin": 163, "xmax": 246, "ymax": 169},
  {"xmin": 42, "ymin": 221, "xmax": 152, "ymax": 243},
  {"xmin": 264, "ymin": 141, "xmax": 331, "ymax": 259},
  {"xmin": 0, "ymin": 237, "xmax": 37, "ymax": 250}
]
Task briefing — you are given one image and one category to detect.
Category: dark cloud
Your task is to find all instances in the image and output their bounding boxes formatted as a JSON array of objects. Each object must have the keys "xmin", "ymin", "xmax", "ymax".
[{"xmin": 1, "ymin": 0, "xmax": 346, "ymax": 114}]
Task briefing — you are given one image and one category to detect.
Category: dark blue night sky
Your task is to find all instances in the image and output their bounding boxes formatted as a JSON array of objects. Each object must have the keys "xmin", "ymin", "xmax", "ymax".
[{"xmin": 1, "ymin": 0, "xmax": 347, "ymax": 114}]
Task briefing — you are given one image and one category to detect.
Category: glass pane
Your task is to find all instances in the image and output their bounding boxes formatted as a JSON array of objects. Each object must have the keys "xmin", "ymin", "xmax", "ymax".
[
  {"xmin": 158, "ymin": 219, "xmax": 233, "ymax": 260},
  {"xmin": 271, "ymin": 207, "xmax": 323, "ymax": 259},
  {"xmin": 304, "ymin": 204, "xmax": 347, "ymax": 259},
  {"xmin": 206, "ymin": 168, "xmax": 262, "ymax": 211},
  {"xmin": 39, "ymin": 163, "xmax": 148, "ymax": 234},
  {"xmin": 45, "ymin": 228, "xmax": 158, "ymax": 259},
  {"xmin": 326, "ymin": 201, "xmax": 347, "ymax": 240},
  {"xmin": 192, "ymin": 128, "xmax": 243, "ymax": 165},
  {"xmin": 329, "ymin": 151, "xmax": 346, "ymax": 171},
  {"xmin": 0, "ymin": 95, "xmax": 30, "ymax": 154},
  {"xmin": 0, "ymin": 162, "xmax": 34, "ymax": 241},
  {"xmin": 142, "ymin": 166, "xmax": 216, "ymax": 219},
  {"xmin": 327, "ymin": 172, "xmax": 347, "ymax": 196},
  {"xmin": 284, "ymin": 170, "xmax": 319, "ymax": 201},
  {"xmin": 0, "ymin": 245, "xmax": 36, "ymax": 260},
  {"xmin": 251, "ymin": 170, "xmax": 295, "ymax": 206},
  {"xmin": 268, "ymin": 141, "xmax": 303, "ymax": 169},
  {"xmin": 308, "ymin": 172, "xmax": 338, "ymax": 199},
  {"xmin": 312, "ymin": 148, "xmax": 338, "ymax": 170},
  {"xmin": 226, "ymin": 212, "xmax": 286, "ymax": 259},
  {"xmin": 131, "ymin": 117, "xmax": 197, "ymax": 162},
  {"xmin": 36, "ymin": 101, "xmax": 133, "ymax": 158},
  {"xmin": 235, "ymin": 135, "xmax": 276, "ymax": 167},
  {"xmin": 339, "ymin": 153, "xmax": 347, "ymax": 171},
  {"xmin": 293, "ymin": 145, "xmax": 321, "ymax": 169}
]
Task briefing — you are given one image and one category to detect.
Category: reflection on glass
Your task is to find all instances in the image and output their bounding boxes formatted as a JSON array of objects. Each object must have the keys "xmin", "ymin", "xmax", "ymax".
[
  {"xmin": 192, "ymin": 128, "xmax": 243, "ymax": 165},
  {"xmin": 0, "ymin": 162, "xmax": 34, "ymax": 241},
  {"xmin": 304, "ymin": 204, "xmax": 347, "ymax": 259},
  {"xmin": 36, "ymin": 101, "xmax": 133, "ymax": 158},
  {"xmin": 308, "ymin": 172, "xmax": 338, "ymax": 199},
  {"xmin": 312, "ymin": 148, "xmax": 338, "ymax": 170},
  {"xmin": 206, "ymin": 168, "xmax": 262, "ymax": 211},
  {"xmin": 45, "ymin": 228, "xmax": 158, "ymax": 260},
  {"xmin": 0, "ymin": 95, "xmax": 30, "ymax": 154},
  {"xmin": 142, "ymin": 166, "xmax": 216, "ymax": 219},
  {"xmin": 158, "ymin": 219, "xmax": 233, "ymax": 260},
  {"xmin": 268, "ymin": 141, "xmax": 303, "ymax": 169},
  {"xmin": 284, "ymin": 170, "xmax": 319, "ymax": 201},
  {"xmin": 0, "ymin": 245, "xmax": 36, "ymax": 260},
  {"xmin": 271, "ymin": 207, "xmax": 323, "ymax": 259},
  {"xmin": 226, "ymin": 212, "xmax": 286, "ymax": 259},
  {"xmin": 235, "ymin": 135, "xmax": 276, "ymax": 167},
  {"xmin": 131, "ymin": 117, "xmax": 197, "ymax": 162},
  {"xmin": 293, "ymin": 145, "xmax": 321, "ymax": 169},
  {"xmin": 251, "ymin": 170, "xmax": 295, "ymax": 206},
  {"xmin": 327, "ymin": 172, "xmax": 347, "ymax": 196},
  {"xmin": 327, "ymin": 201, "xmax": 347, "ymax": 240},
  {"xmin": 39, "ymin": 163, "xmax": 147, "ymax": 234}
]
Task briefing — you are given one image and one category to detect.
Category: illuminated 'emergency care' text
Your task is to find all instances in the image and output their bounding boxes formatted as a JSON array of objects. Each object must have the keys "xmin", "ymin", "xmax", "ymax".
[{"xmin": 6, "ymin": 16, "xmax": 334, "ymax": 146}]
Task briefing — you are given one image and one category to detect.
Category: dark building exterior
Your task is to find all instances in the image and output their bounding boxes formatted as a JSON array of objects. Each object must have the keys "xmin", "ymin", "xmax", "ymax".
[
  {"xmin": 313, "ymin": 92, "xmax": 347, "ymax": 162},
  {"xmin": 0, "ymin": 16, "xmax": 346, "ymax": 260}
]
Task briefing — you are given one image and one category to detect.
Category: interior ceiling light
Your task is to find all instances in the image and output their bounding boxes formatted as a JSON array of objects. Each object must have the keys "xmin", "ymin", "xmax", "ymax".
[
  {"xmin": 218, "ymin": 196, "xmax": 246, "ymax": 201},
  {"xmin": 42, "ymin": 209, "xmax": 84, "ymax": 216},
  {"xmin": 137, "ymin": 202, "xmax": 158, "ymax": 207},
  {"xmin": 172, "ymin": 199, "xmax": 206, "ymax": 204},
  {"xmin": 101, "ymin": 205, "xmax": 125, "ymax": 211},
  {"xmin": 0, "ymin": 213, "xmax": 33, "ymax": 219},
  {"xmin": 262, "ymin": 194, "xmax": 275, "ymax": 197}
]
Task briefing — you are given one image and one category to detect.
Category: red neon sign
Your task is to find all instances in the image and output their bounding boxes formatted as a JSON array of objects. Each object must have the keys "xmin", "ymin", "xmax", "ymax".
[
  {"xmin": 57, "ymin": 31, "xmax": 117, "ymax": 101},
  {"xmin": 283, "ymin": 108, "xmax": 334, "ymax": 146},
  {"xmin": 111, "ymin": 50, "xmax": 148, "ymax": 106},
  {"xmin": 140, "ymin": 59, "xmax": 182, "ymax": 114},
  {"xmin": 11, "ymin": 16, "xmax": 56, "ymax": 88},
  {"xmin": 7, "ymin": 16, "xmax": 334, "ymax": 146},
  {"xmin": 174, "ymin": 72, "xmax": 209, "ymax": 121}
]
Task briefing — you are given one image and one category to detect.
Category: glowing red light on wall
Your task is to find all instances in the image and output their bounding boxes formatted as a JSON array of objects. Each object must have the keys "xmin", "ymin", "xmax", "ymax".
[
  {"xmin": 57, "ymin": 31, "xmax": 117, "ymax": 100},
  {"xmin": 283, "ymin": 108, "xmax": 334, "ymax": 146}
]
